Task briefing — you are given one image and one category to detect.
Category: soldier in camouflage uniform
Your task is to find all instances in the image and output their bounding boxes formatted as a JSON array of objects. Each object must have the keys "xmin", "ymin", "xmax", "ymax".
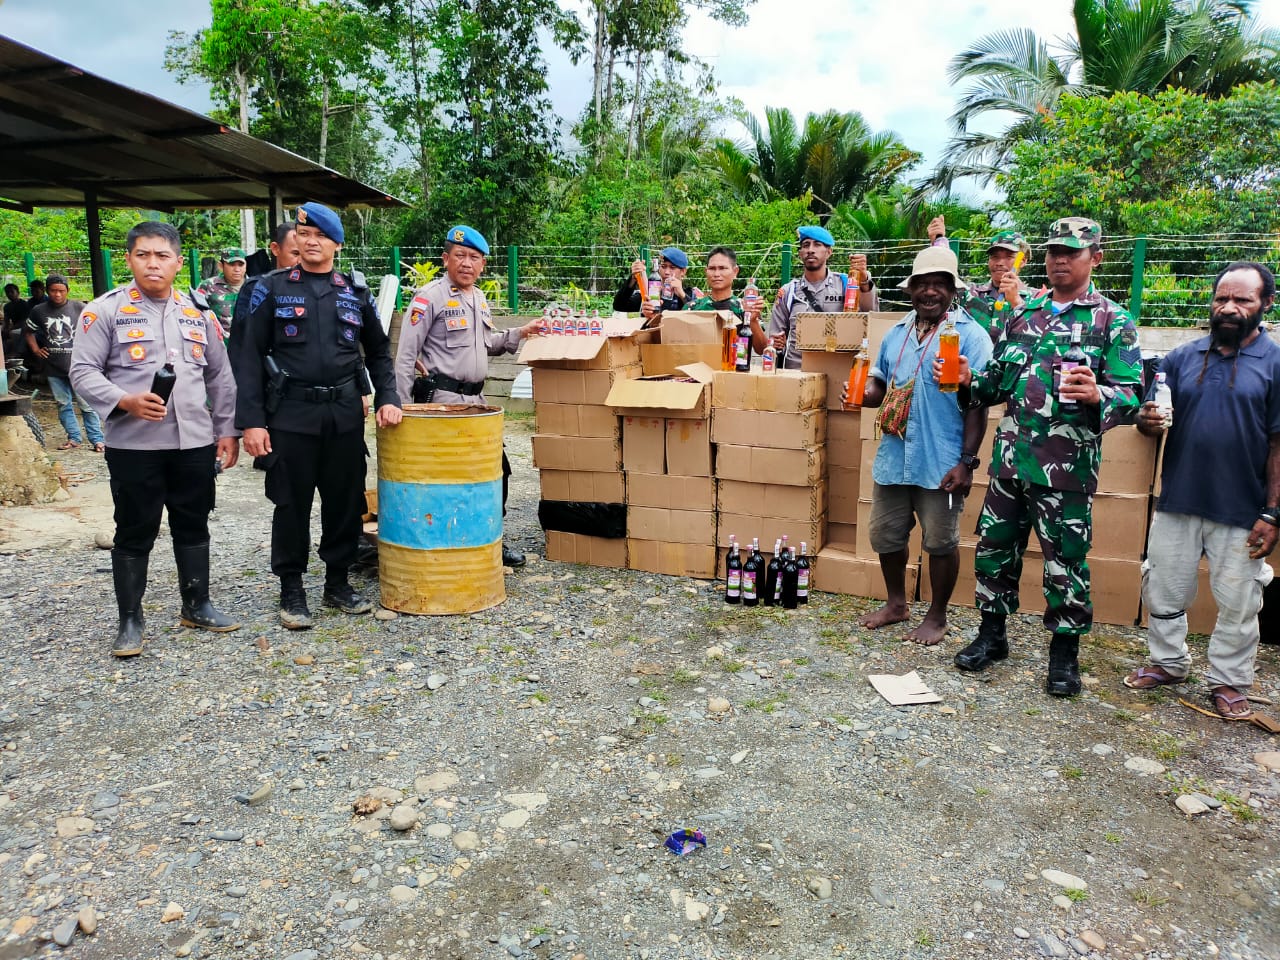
[
  {"xmin": 942, "ymin": 217, "xmax": 1142, "ymax": 697},
  {"xmin": 196, "ymin": 248, "xmax": 247, "ymax": 343},
  {"xmin": 928, "ymin": 217, "xmax": 1034, "ymax": 342}
]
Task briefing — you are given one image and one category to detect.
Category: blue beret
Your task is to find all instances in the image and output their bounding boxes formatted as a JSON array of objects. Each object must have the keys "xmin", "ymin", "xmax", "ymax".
[
  {"xmin": 797, "ymin": 225, "xmax": 834, "ymax": 247},
  {"xmin": 445, "ymin": 225, "xmax": 489, "ymax": 255},
  {"xmin": 659, "ymin": 246, "xmax": 688, "ymax": 270},
  {"xmin": 295, "ymin": 202, "xmax": 344, "ymax": 244}
]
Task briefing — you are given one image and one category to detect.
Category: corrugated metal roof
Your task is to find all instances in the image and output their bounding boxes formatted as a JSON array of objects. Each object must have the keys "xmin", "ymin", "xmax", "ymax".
[{"xmin": 0, "ymin": 35, "xmax": 406, "ymax": 211}]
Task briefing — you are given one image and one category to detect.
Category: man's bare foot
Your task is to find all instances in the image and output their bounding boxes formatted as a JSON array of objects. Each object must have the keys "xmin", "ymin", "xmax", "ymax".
[
  {"xmin": 859, "ymin": 603, "xmax": 910, "ymax": 630},
  {"xmin": 905, "ymin": 618, "xmax": 947, "ymax": 646}
]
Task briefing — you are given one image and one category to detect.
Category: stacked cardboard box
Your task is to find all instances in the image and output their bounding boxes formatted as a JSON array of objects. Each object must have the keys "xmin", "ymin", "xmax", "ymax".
[
  {"xmin": 522, "ymin": 332, "xmax": 640, "ymax": 567},
  {"xmin": 712, "ymin": 369, "xmax": 828, "ymax": 575}
]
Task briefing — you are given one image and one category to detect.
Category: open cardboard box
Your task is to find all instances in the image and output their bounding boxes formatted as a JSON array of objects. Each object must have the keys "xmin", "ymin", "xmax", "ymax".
[
  {"xmin": 606, "ymin": 361, "xmax": 717, "ymax": 420},
  {"xmin": 636, "ymin": 312, "xmax": 731, "ymax": 376}
]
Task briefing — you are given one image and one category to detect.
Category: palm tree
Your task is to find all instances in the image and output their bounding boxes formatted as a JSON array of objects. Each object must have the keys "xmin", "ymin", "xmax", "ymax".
[
  {"xmin": 935, "ymin": 0, "xmax": 1280, "ymax": 190},
  {"xmin": 710, "ymin": 107, "xmax": 919, "ymax": 221}
]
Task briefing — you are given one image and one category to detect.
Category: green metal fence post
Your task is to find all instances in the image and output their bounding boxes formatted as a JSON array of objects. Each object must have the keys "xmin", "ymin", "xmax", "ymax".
[
  {"xmin": 780, "ymin": 242, "xmax": 793, "ymax": 288},
  {"xmin": 639, "ymin": 245, "xmax": 650, "ymax": 272},
  {"xmin": 23, "ymin": 252, "xmax": 35, "ymax": 286},
  {"xmin": 189, "ymin": 250, "xmax": 200, "ymax": 289},
  {"xmin": 508, "ymin": 245, "xmax": 519, "ymax": 312},
  {"xmin": 1129, "ymin": 236, "xmax": 1147, "ymax": 322},
  {"xmin": 391, "ymin": 246, "xmax": 402, "ymax": 308},
  {"xmin": 948, "ymin": 238, "xmax": 960, "ymax": 258},
  {"xmin": 101, "ymin": 248, "xmax": 114, "ymax": 289}
]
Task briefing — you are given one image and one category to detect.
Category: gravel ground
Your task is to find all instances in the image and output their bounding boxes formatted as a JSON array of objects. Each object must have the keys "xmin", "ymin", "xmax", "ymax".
[{"xmin": 1, "ymin": 405, "xmax": 1279, "ymax": 960}]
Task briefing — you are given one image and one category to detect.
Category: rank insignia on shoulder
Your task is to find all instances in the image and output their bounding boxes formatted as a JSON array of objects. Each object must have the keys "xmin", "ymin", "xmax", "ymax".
[{"xmin": 128, "ymin": 287, "xmax": 141, "ymax": 302}]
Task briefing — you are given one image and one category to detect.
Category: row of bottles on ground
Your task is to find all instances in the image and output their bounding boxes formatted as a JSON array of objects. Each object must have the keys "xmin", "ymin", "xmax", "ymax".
[
  {"xmin": 723, "ymin": 535, "xmax": 809, "ymax": 609},
  {"xmin": 541, "ymin": 306, "xmax": 605, "ymax": 337}
]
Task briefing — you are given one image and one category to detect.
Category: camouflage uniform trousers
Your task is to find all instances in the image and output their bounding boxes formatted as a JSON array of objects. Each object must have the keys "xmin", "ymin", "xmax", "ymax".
[{"xmin": 974, "ymin": 476, "xmax": 1093, "ymax": 635}]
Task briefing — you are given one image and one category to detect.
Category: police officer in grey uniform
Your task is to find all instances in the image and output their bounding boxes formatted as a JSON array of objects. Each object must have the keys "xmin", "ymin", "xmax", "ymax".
[
  {"xmin": 394, "ymin": 225, "xmax": 545, "ymax": 567},
  {"xmin": 761, "ymin": 224, "xmax": 880, "ymax": 368},
  {"xmin": 70, "ymin": 221, "xmax": 240, "ymax": 658},
  {"xmin": 236, "ymin": 202, "xmax": 402, "ymax": 628}
]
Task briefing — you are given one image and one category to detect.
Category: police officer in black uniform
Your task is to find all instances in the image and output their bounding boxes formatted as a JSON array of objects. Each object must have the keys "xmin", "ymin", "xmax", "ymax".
[{"xmin": 235, "ymin": 202, "xmax": 402, "ymax": 628}]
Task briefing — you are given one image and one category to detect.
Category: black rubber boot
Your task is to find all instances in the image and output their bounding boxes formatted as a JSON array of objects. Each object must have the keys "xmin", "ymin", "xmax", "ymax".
[
  {"xmin": 111, "ymin": 550, "xmax": 149, "ymax": 658},
  {"xmin": 175, "ymin": 543, "xmax": 240, "ymax": 632},
  {"xmin": 323, "ymin": 568, "xmax": 372, "ymax": 615},
  {"xmin": 502, "ymin": 543, "xmax": 526, "ymax": 568},
  {"xmin": 1045, "ymin": 632, "xmax": 1082, "ymax": 697},
  {"xmin": 280, "ymin": 575, "xmax": 313, "ymax": 630},
  {"xmin": 954, "ymin": 611, "xmax": 1009, "ymax": 672}
]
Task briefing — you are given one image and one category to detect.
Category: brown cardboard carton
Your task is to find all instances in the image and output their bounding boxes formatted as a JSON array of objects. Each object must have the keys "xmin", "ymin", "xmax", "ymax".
[
  {"xmin": 539, "ymin": 470, "xmax": 625, "ymax": 504},
  {"xmin": 827, "ymin": 465, "xmax": 858, "ymax": 523},
  {"xmin": 660, "ymin": 310, "xmax": 732, "ymax": 344},
  {"xmin": 1089, "ymin": 492, "xmax": 1152, "ymax": 560},
  {"xmin": 605, "ymin": 362, "xmax": 717, "ymax": 420},
  {"xmin": 795, "ymin": 312, "xmax": 869, "ymax": 352},
  {"xmin": 641, "ymin": 342, "xmax": 723, "ymax": 376},
  {"xmin": 860, "ymin": 406, "xmax": 879, "ymax": 441},
  {"xmin": 812, "ymin": 543, "xmax": 918, "ymax": 600},
  {"xmin": 714, "ymin": 443, "xmax": 826, "ymax": 486},
  {"xmin": 545, "ymin": 530, "xmax": 627, "ymax": 568},
  {"xmin": 826, "ymin": 410, "xmax": 861, "ymax": 468},
  {"xmin": 627, "ymin": 506, "xmax": 716, "ymax": 545},
  {"xmin": 627, "ymin": 473, "xmax": 715, "ymax": 509},
  {"xmin": 716, "ymin": 480, "xmax": 827, "ymax": 520},
  {"xmin": 827, "ymin": 521, "xmax": 857, "ymax": 544},
  {"xmin": 534, "ymin": 402, "xmax": 620, "ymax": 439},
  {"xmin": 712, "ymin": 370, "xmax": 826, "ymax": 412},
  {"xmin": 717, "ymin": 512, "xmax": 826, "ymax": 552},
  {"xmin": 518, "ymin": 333, "xmax": 641, "ymax": 370},
  {"xmin": 800, "ymin": 350, "xmax": 855, "ymax": 410},
  {"xmin": 666, "ymin": 417, "xmax": 713, "ymax": 477},
  {"xmin": 627, "ymin": 539, "xmax": 717, "ymax": 579},
  {"xmin": 622, "ymin": 416, "xmax": 666, "ymax": 474},
  {"xmin": 531, "ymin": 435, "xmax": 622, "ymax": 472},
  {"xmin": 711, "ymin": 407, "xmax": 826, "ymax": 450},
  {"xmin": 867, "ymin": 311, "xmax": 906, "ymax": 354},
  {"xmin": 859, "ymin": 440, "xmax": 879, "ymax": 498},
  {"xmin": 532, "ymin": 364, "xmax": 641, "ymax": 405},
  {"xmin": 1098, "ymin": 426, "xmax": 1159, "ymax": 495},
  {"xmin": 855, "ymin": 498, "xmax": 922, "ymax": 558}
]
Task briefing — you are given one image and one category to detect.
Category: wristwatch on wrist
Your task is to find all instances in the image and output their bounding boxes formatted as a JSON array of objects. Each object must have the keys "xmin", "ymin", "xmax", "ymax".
[
  {"xmin": 1260, "ymin": 507, "xmax": 1280, "ymax": 526},
  {"xmin": 960, "ymin": 453, "xmax": 980, "ymax": 470},
  {"xmin": 859, "ymin": 278, "xmax": 874, "ymax": 291}
]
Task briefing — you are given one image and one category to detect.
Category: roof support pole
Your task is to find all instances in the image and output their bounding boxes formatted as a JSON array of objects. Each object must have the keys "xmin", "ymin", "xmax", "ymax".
[
  {"xmin": 85, "ymin": 190, "xmax": 107, "ymax": 297},
  {"xmin": 268, "ymin": 185, "xmax": 284, "ymax": 237}
]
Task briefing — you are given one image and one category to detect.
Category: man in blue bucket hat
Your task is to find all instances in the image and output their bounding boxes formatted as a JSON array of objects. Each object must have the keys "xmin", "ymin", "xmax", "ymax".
[
  {"xmin": 237, "ymin": 201, "xmax": 402, "ymax": 628},
  {"xmin": 395, "ymin": 224, "xmax": 546, "ymax": 567}
]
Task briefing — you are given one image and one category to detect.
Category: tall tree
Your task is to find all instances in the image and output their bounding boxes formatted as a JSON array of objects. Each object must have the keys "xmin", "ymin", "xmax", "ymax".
[
  {"xmin": 935, "ymin": 0, "xmax": 1280, "ymax": 190},
  {"xmin": 711, "ymin": 107, "xmax": 920, "ymax": 222}
]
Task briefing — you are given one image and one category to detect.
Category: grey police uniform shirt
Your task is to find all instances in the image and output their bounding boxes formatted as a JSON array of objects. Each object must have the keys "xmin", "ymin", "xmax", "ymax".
[
  {"xmin": 766, "ymin": 271, "xmax": 879, "ymax": 369},
  {"xmin": 69, "ymin": 283, "xmax": 237, "ymax": 450},
  {"xmin": 394, "ymin": 277, "xmax": 521, "ymax": 405}
]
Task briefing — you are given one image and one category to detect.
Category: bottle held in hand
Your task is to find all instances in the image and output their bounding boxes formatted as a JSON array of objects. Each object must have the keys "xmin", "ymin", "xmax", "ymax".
[
  {"xmin": 151, "ymin": 348, "xmax": 179, "ymax": 405},
  {"xmin": 1059, "ymin": 322, "xmax": 1087, "ymax": 411},
  {"xmin": 1153, "ymin": 371, "xmax": 1173, "ymax": 428}
]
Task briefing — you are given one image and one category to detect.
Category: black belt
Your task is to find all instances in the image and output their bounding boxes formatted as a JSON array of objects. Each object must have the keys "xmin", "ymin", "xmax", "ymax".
[
  {"xmin": 428, "ymin": 374, "xmax": 485, "ymax": 396},
  {"xmin": 283, "ymin": 377, "xmax": 360, "ymax": 403}
]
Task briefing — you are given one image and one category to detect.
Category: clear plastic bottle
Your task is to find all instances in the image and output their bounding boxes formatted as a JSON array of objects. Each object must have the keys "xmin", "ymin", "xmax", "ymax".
[{"xmin": 1153, "ymin": 370, "xmax": 1173, "ymax": 428}]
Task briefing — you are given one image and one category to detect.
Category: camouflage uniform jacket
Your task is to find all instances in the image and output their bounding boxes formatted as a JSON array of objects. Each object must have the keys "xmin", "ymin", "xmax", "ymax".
[
  {"xmin": 196, "ymin": 276, "xmax": 242, "ymax": 335},
  {"xmin": 963, "ymin": 284, "xmax": 1142, "ymax": 495},
  {"xmin": 958, "ymin": 280, "xmax": 1033, "ymax": 342},
  {"xmin": 684, "ymin": 294, "xmax": 744, "ymax": 319}
]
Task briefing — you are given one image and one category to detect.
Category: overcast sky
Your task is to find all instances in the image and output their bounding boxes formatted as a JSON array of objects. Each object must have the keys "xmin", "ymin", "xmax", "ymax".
[{"xmin": 5, "ymin": 0, "xmax": 1280, "ymax": 201}]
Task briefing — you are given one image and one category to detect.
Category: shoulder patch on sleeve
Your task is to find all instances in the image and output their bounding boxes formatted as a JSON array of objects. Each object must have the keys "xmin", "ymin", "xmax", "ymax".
[{"xmin": 249, "ymin": 282, "xmax": 269, "ymax": 312}]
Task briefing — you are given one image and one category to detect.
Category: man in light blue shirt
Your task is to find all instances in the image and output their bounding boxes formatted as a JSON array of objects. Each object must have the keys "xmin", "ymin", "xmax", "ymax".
[{"xmin": 852, "ymin": 246, "xmax": 993, "ymax": 644}]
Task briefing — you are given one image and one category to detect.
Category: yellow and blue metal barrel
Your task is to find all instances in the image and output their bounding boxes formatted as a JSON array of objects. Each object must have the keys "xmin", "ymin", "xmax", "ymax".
[{"xmin": 376, "ymin": 403, "xmax": 506, "ymax": 614}]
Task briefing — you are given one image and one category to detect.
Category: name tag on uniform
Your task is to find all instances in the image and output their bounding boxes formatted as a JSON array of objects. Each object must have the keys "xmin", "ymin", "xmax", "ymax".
[{"xmin": 446, "ymin": 316, "xmax": 469, "ymax": 331}]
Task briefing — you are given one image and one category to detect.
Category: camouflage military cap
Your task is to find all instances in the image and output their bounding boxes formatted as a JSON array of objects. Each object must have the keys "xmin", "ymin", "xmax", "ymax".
[
  {"xmin": 988, "ymin": 230, "xmax": 1029, "ymax": 255},
  {"xmin": 1043, "ymin": 217, "xmax": 1102, "ymax": 250}
]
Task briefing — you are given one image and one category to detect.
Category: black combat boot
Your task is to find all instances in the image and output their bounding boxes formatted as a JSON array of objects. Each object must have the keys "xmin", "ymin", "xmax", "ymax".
[
  {"xmin": 280, "ymin": 575, "xmax": 313, "ymax": 630},
  {"xmin": 323, "ymin": 567, "xmax": 372, "ymax": 615},
  {"xmin": 111, "ymin": 550, "xmax": 149, "ymax": 658},
  {"xmin": 175, "ymin": 543, "xmax": 240, "ymax": 632},
  {"xmin": 954, "ymin": 611, "xmax": 1009, "ymax": 672},
  {"xmin": 1045, "ymin": 632, "xmax": 1082, "ymax": 697},
  {"xmin": 502, "ymin": 543, "xmax": 526, "ymax": 568}
]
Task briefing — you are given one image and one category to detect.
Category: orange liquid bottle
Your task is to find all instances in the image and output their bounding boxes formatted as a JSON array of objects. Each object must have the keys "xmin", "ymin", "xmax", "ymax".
[
  {"xmin": 633, "ymin": 258, "xmax": 650, "ymax": 306},
  {"xmin": 938, "ymin": 317, "xmax": 960, "ymax": 393},
  {"xmin": 843, "ymin": 337, "xmax": 870, "ymax": 411}
]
